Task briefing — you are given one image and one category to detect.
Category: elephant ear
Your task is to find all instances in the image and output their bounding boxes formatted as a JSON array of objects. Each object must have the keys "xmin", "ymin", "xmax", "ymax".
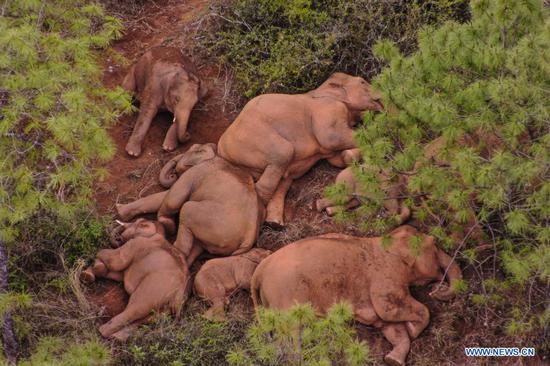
[{"xmin": 385, "ymin": 227, "xmax": 418, "ymax": 267}]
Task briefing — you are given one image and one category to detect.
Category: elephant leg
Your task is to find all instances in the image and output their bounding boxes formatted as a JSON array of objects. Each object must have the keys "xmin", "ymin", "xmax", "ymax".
[
  {"xmin": 255, "ymin": 140, "xmax": 294, "ymax": 204},
  {"xmin": 126, "ymin": 98, "xmax": 159, "ymax": 157},
  {"xmin": 265, "ymin": 177, "xmax": 292, "ymax": 226},
  {"xmin": 371, "ymin": 288, "xmax": 430, "ymax": 339},
  {"xmin": 195, "ymin": 276, "xmax": 227, "ymax": 322},
  {"xmin": 104, "ymin": 271, "xmax": 123, "ymax": 282},
  {"xmin": 162, "ymin": 123, "xmax": 179, "ymax": 152},
  {"xmin": 326, "ymin": 153, "xmax": 347, "ymax": 168},
  {"xmin": 81, "ymin": 258, "xmax": 109, "ymax": 283},
  {"xmin": 116, "ymin": 191, "xmax": 168, "ymax": 221},
  {"xmin": 121, "ymin": 65, "xmax": 136, "ymax": 93},
  {"xmin": 382, "ymin": 323, "xmax": 411, "ymax": 366},
  {"xmin": 186, "ymin": 243, "xmax": 204, "ymax": 266},
  {"xmin": 99, "ymin": 297, "xmax": 153, "ymax": 339},
  {"xmin": 173, "ymin": 219, "xmax": 194, "ymax": 258}
]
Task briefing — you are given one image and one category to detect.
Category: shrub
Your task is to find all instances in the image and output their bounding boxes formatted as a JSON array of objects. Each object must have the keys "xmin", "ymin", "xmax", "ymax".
[
  {"xmin": 115, "ymin": 314, "xmax": 248, "ymax": 366},
  {"xmin": 200, "ymin": 0, "xmax": 469, "ymax": 97},
  {"xmin": 227, "ymin": 303, "xmax": 369, "ymax": 366},
  {"xmin": 346, "ymin": 0, "xmax": 549, "ymax": 347}
]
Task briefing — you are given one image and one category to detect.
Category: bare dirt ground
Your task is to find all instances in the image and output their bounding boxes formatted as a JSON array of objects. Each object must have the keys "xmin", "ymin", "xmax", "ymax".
[{"xmin": 89, "ymin": 1, "xmax": 548, "ymax": 365}]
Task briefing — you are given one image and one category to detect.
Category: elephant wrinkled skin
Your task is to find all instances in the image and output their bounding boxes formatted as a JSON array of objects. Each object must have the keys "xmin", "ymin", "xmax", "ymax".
[
  {"xmin": 116, "ymin": 144, "xmax": 265, "ymax": 265},
  {"xmin": 217, "ymin": 72, "xmax": 383, "ymax": 226},
  {"xmin": 122, "ymin": 47, "xmax": 207, "ymax": 157},
  {"xmin": 250, "ymin": 225, "xmax": 462, "ymax": 366},
  {"xmin": 194, "ymin": 248, "xmax": 271, "ymax": 321},
  {"xmin": 81, "ymin": 219, "xmax": 190, "ymax": 341}
]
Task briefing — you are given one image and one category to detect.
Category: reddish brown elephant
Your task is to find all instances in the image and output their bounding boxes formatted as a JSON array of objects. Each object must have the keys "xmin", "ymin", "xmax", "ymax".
[
  {"xmin": 194, "ymin": 248, "xmax": 271, "ymax": 321},
  {"xmin": 217, "ymin": 72, "xmax": 383, "ymax": 226},
  {"xmin": 116, "ymin": 144, "xmax": 265, "ymax": 265},
  {"xmin": 122, "ymin": 47, "xmax": 207, "ymax": 157},
  {"xmin": 316, "ymin": 165, "xmax": 410, "ymax": 225},
  {"xmin": 250, "ymin": 226, "xmax": 462, "ymax": 366},
  {"xmin": 81, "ymin": 219, "xmax": 190, "ymax": 341}
]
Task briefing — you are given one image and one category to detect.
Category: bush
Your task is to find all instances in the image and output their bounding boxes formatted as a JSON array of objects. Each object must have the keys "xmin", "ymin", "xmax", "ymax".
[
  {"xmin": 201, "ymin": 0, "xmax": 469, "ymax": 97},
  {"xmin": 227, "ymin": 303, "xmax": 369, "ymax": 366},
  {"xmin": 347, "ymin": 0, "xmax": 549, "ymax": 348},
  {"xmin": 17, "ymin": 337, "xmax": 110, "ymax": 366},
  {"xmin": 115, "ymin": 314, "xmax": 248, "ymax": 366}
]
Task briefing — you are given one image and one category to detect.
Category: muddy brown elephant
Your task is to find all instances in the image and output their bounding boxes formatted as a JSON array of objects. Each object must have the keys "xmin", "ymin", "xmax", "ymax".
[
  {"xmin": 194, "ymin": 248, "xmax": 271, "ymax": 321},
  {"xmin": 122, "ymin": 47, "xmax": 207, "ymax": 157},
  {"xmin": 115, "ymin": 143, "xmax": 265, "ymax": 265},
  {"xmin": 316, "ymin": 165, "xmax": 411, "ymax": 225},
  {"xmin": 81, "ymin": 219, "xmax": 190, "ymax": 341},
  {"xmin": 216, "ymin": 72, "xmax": 383, "ymax": 226},
  {"xmin": 250, "ymin": 225, "xmax": 462, "ymax": 366}
]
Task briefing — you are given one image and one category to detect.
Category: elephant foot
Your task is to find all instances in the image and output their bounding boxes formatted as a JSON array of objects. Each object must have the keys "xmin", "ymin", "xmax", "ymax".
[
  {"xmin": 325, "ymin": 206, "xmax": 338, "ymax": 216},
  {"xmin": 158, "ymin": 216, "xmax": 177, "ymax": 235},
  {"xmin": 80, "ymin": 268, "xmax": 95, "ymax": 284},
  {"xmin": 162, "ymin": 141, "xmax": 178, "ymax": 152},
  {"xmin": 110, "ymin": 324, "xmax": 136, "ymax": 342},
  {"xmin": 264, "ymin": 217, "xmax": 284, "ymax": 230},
  {"xmin": 125, "ymin": 140, "xmax": 142, "ymax": 157},
  {"xmin": 115, "ymin": 203, "xmax": 133, "ymax": 222},
  {"xmin": 405, "ymin": 321, "xmax": 423, "ymax": 339},
  {"xmin": 177, "ymin": 132, "xmax": 191, "ymax": 144},
  {"xmin": 98, "ymin": 323, "xmax": 113, "ymax": 339},
  {"xmin": 384, "ymin": 353, "xmax": 405, "ymax": 366},
  {"xmin": 203, "ymin": 306, "xmax": 226, "ymax": 322}
]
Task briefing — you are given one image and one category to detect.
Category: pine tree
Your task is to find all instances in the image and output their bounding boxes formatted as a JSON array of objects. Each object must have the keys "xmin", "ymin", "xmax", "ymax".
[
  {"xmin": 0, "ymin": 1, "xmax": 131, "ymax": 361},
  {"xmin": 227, "ymin": 303, "xmax": 369, "ymax": 366},
  {"xmin": 343, "ymin": 0, "xmax": 549, "ymax": 342}
]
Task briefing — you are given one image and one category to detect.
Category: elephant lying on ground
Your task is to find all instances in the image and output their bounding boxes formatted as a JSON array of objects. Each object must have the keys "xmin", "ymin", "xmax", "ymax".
[
  {"xmin": 250, "ymin": 225, "xmax": 462, "ymax": 366},
  {"xmin": 122, "ymin": 47, "xmax": 207, "ymax": 157},
  {"xmin": 116, "ymin": 143, "xmax": 265, "ymax": 265},
  {"xmin": 217, "ymin": 72, "xmax": 383, "ymax": 226},
  {"xmin": 81, "ymin": 219, "xmax": 190, "ymax": 340},
  {"xmin": 316, "ymin": 165, "xmax": 410, "ymax": 225},
  {"xmin": 194, "ymin": 248, "xmax": 271, "ymax": 321}
]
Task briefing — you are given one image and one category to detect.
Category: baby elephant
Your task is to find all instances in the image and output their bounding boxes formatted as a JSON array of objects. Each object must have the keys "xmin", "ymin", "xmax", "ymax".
[
  {"xmin": 316, "ymin": 165, "xmax": 410, "ymax": 225},
  {"xmin": 194, "ymin": 248, "xmax": 271, "ymax": 321},
  {"xmin": 251, "ymin": 226, "xmax": 463, "ymax": 366},
  {"xmin": 81, "ymin": 219, "xmax": 190, "ymax": 340},
  {"xmin": 122, "ymin": 47, "xmax": 207, "ymax": 156}
]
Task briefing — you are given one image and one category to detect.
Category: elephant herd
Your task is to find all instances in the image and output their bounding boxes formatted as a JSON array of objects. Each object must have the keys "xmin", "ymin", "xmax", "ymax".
[{"xmin": 82, "ymin": 46, "xmax": 463, "ymax": 366}]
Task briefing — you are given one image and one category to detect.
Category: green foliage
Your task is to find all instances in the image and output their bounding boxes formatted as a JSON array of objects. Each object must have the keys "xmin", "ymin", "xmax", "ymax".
[
  {"xmin": 0, "ymin": 0, "xmax": 132, "ymax": 245},
  {"xmin": 116, "ymin": 314, "xmax": 248, "ymax": 366},
  {"xmin": 17, "ymin": 336, "xmax": 110, "ymax": 366},
  {"xmin": 352, "ymin": 0, "xmax": 549, "ymax": 341},
  {"xmin": 202, "ymin": 0, "xmax": 469, "ymax": 97},
  {"xmin": 228, "ymin": 303, "xmax": 369, "ymax": 366}
]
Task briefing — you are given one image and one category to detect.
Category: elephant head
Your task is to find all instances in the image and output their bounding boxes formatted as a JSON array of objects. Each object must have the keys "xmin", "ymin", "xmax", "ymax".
[
  {"xmin": 313, "ymin": 72, "xmax": 384, "ymax": 119},
  {"xmin": 166, "ymin": 70, "xmax": 208, "ymax": 143},
  {"xmin": 110, "ymin": 218, "xmax": 166, "ymax": 247},
  {"xmin": 159, "ymin": 143, "xmax": 217, "ymax": 188},
  {"xmin": 385, "ymin": 226, "xmax": 463, "ymax": 301}
]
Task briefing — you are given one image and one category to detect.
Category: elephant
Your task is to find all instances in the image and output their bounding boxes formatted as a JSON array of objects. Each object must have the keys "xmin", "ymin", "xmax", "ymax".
[
  {"xmin": 194, "ymin": 248, "xmax": 271, "ymax": 321},
  {"xmin": 316, "ymin": 165, "xmax": 411, "ymax": 225},
  {"xmin": 115, "ymin": 143, "xmax": 265, "ymax": 265},
  {"xmin": 122, "ymin": 46, "xmax": 207, "ymax": 157},
  {"xmin": 217, "ymin": 72, "xmax": 383, "ymax": 226},
  {"xmin": 250, "ymin": 225, "xmax": 463, "ymax": 366},
  {"xmin": 81, "ymin": 219, "xmax": 190, "ymax": 341}
]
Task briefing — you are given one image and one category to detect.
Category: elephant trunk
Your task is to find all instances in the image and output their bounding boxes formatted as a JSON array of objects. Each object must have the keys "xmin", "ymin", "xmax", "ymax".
[
  {"xmin": 174, "ymin": 101, "xmax": 195, "ymax": 143},
  {"xmin": 159, "ymin": 153, "xmax": 184, "ymax": 188},
  {"xmin": 430, "ymin": 248, "xmax": 463, "ymax": 301}
]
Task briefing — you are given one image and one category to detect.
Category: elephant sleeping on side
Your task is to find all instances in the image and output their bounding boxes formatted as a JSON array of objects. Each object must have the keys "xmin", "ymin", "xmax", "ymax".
[
  {"xmin": 115, "ymin": 143, "xmax": 265, "ymax": 265},
  {"xmin": 250, "ymin": 225, "xmax": 463, "ymax": 366},
  {"xmin": 81, "ymin": 219, "xmax": 190, "ymax": 341},
  {"xmin": 122, "ymin": 47, "xmax": 207, "ymax": 157},
  {"xmin": 316, "ymin": 164, "xmax": 411, "ymax": 225},
  {"xmin": 217, "ymin": 72, "xmax": 383, "ymax": 226}
]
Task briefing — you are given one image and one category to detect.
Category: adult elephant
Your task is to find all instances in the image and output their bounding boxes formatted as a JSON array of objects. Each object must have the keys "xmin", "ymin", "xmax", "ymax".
[
  {"xmin": 217, "ymin": 72, "xmax": 383, "ymax": 225},
  {"xmin": 250, "ymin": 226, "xmax": 463, "ymax": 366}
]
